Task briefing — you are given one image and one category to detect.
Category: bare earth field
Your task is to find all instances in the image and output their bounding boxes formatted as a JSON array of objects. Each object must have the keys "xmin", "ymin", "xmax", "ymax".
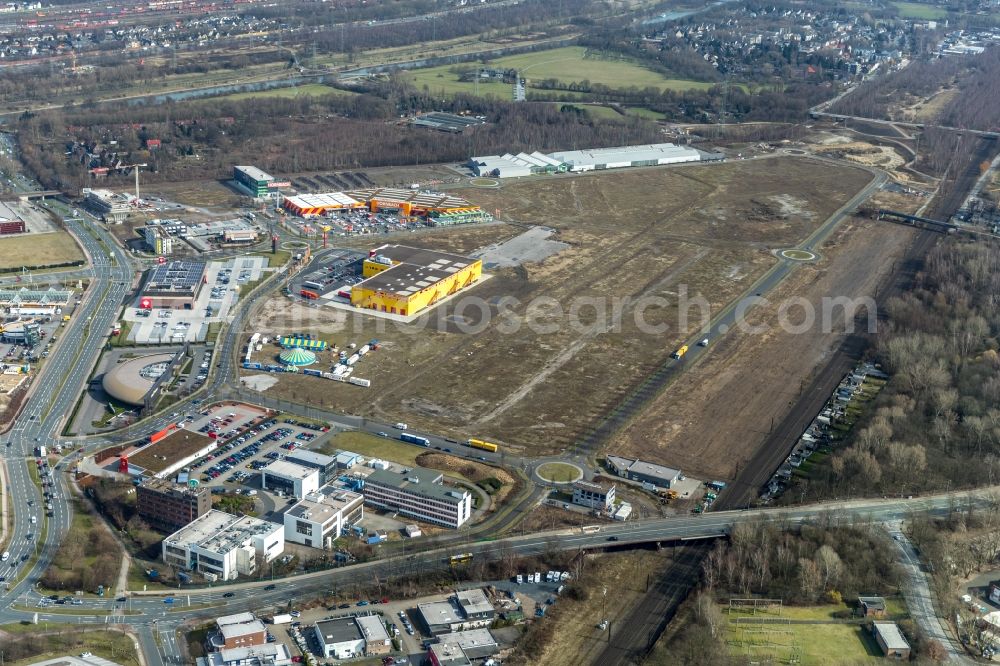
[
  {"xmin": 611, "ymin": 216, "xmax": 918, "ymax": 480},
  {"xmin": 246, "ymin": 157, "xmax": 874, "ymax": 457}
]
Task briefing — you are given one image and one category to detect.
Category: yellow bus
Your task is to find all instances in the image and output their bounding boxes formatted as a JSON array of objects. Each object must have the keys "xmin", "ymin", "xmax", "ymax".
[
  {"xmin": 448, "ymin": 552, "xmax": 473, "ymax": 565},
  {"xmin": 467, "ymin": 438, "xmax": 498, "ymax": 453}
]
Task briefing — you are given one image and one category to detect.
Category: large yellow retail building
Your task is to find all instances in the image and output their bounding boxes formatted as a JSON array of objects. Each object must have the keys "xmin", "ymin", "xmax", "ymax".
[{"xmin": 351, "ymin": 245, "xmax": 482, "ymax": 317}]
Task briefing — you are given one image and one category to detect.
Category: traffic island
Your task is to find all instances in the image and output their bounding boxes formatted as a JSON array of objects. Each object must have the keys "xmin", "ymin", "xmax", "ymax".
[{"xmin": 535, "ymin": 462, "xmax": 583, "ymax": 484}]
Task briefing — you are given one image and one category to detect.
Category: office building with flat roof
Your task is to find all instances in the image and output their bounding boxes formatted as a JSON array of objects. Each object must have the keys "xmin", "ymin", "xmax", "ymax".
[
  {"xmin": 263, "ymin": 459, "xmax": 320, "ymax": 499},
  {"xmin": 571, "ymin": 479, "xmax": 616, "ymax": 512},
  {"xmin": 233, "ymin": 166, "xmax": 274, "ymax": 197},
  {"xmin": 363, "ymin": 467, "xmax": 472, "ymax": 528},
  {"xmin": 283, "ymin": 487, "xmax": 364, "ymax": 549},
  {"xmin": 143, "ymin": 225, "xmax": 173, "ymax": 255},
  {"xmin": 137, "ymin": 478, "xmax": 211, "ymax": 533},
  {"xmin": 161, "ymin": 510, "xmax": 284, "ymax": 581},
  {"xmin": 285, "ymin": 449, "xmax": 338, "ymax": 484}
]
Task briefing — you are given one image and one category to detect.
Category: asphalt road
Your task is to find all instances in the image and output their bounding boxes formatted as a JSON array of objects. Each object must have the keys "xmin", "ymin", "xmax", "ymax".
[
  {"xmin": 885, "ymin": 521, "xmax": 972, "ymax": 664},
  {"xmin": 0, "ymin": 157, "xmax": 956, "ymax": 666}
]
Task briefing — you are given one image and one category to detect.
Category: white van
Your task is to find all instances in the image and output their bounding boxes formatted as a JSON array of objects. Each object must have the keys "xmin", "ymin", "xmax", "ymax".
[
  {"xmin": 394, "ymin": 423, "xmax": 408, "ymax": 430},
  {"xmin": 1, "ymin": 552, "xmax": 9, "ymax": 562}
]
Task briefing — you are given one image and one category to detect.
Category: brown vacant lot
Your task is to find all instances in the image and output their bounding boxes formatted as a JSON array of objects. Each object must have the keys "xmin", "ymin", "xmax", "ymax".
[
  {"xmin": 247, "ymin": 157, "xmax": 874, "ymax": 457},
  {"xmin": 611, "ymin": 215, "xmax": 918, "ymax": 480}
]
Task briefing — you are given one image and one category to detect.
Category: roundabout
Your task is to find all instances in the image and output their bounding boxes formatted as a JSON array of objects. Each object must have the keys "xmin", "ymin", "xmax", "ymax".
[
  {"xmin": 469, "ymin": 177, "xmax": 501, "ymax": 188},
  {"xmin": 779, "ymin": 248, "xmax": 817, "ymax": 261},
  {"xmin": 535, "ymin": 461, "xmax": 584, "ymax": 484}
]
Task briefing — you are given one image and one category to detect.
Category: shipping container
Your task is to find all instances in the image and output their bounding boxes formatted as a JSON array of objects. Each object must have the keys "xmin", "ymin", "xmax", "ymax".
[{"xmin": 348, "ymin": 377, "xmax": 371, "ymax": 387}]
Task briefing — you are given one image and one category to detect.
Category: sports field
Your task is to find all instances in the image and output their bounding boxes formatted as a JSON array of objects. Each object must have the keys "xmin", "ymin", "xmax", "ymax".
[
  {"xmin": 721, "ymin": 603, "xmax": 894, "ymax": 665},
  {"xmin": 405, "ymin": 46, "xmax": 714, "ymax": 98},
  {"xmin": 248, "ymin": 157, "xmax": 875, "ymax": 460},
  {"xmin": 0, "ymin": 231, "xmax": 84, "ymax": 271}
]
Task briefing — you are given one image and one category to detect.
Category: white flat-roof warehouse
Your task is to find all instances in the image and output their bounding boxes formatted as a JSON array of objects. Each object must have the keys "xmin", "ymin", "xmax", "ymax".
[
  {"xmin": 469, "ymin": 142, "xmax": 705, "ymax": 178},
  {"xmin": 549, "ymin": 143, "xmax": 701, "ymax": 171}
]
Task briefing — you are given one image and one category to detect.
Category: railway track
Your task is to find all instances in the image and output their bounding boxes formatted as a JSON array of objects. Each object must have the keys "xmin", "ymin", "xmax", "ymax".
[{"xmin": 590, "ymin": 542, "xmax": 710, "ymax": 665}]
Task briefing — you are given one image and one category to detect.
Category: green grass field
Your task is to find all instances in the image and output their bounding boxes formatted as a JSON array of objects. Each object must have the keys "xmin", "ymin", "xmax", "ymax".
[
  {"xmin": 723, "ymin": 600, "xmax": 908, "ymax": 664},
  {"xmin": 626, "ymin": 107, "xmax": 667, "ymax": 120},
  {"xmin": 726, "ymin": 620, "xmax": 883, "ymax": 665},
  {"xmin": 536, "ymin": 462, "xmax": 581, "ymax": 483},
  {"xmin": 212, "ymin": 83, "xmax": 357, "ymax": 102},
  {"xmin": 892, "ymin": 1, "xmax": 947, "ymax": 18},
  {"xmin": 0, "ymin": 232, "xmax": 84, "ymax": 271},
  {"xmin": 406, "ymin": 46, "xmax": 713, "ymax": 98},
  {"xmin": 555, "ymin": 103, "xmax": 625, "ymax": 121},
  {"xmin": 319, "ymin": 431, "xmax": 426, "ymax": 467}
]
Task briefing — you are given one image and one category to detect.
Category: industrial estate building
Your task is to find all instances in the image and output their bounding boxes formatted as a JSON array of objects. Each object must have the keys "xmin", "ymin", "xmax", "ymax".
[
  {"xmin": 571, "ymin": 479, "xmax": 616, "ymax": 512},
  {"xmin": 262, "ymin": 459, "xmax": 320, "ymax": 499},
  {"xmin": 0, "ymin": 202, "xmax": 25, "ymax": 235},
  {"xmin": 83, "ymin": 188, "xmax": 132, "ymax": 222},
  {"xmin": 350, "ymin": 244, "xmax": 483, "ymax": 318},
  {"xmin": 418, "ymin": 589, "xmax": 494, "ymax": 636},
  {"xmin": 313, "ymin": 615, "xmax": 391, "ymax": 659},
  {"xmin": 198, "ymin": 644, "xmax": 292, "ymax": 666},
  {"xmin": 209, "ymin": 613, "xmax": 268, "ymax": 650},
  {"xmin": 161, "ymin": 510, "xmax": 284, "ymax": 581},
  {"xmin": 606, "ymin": 455, "xmax": 682, "ymax": 489},
  {"xmin": 283, "ymin": 187, "xmax": 490, "ymax": 225},
  {"xmin": 873, "ymin": 622, "xmax": 911, "ymax": 659},
  {"xmin": 363, "ymin": 467, "xmax": 472, "ymax": 528},
  {"xmin": 139, "ymin": 260, "xmax": 207, "ymax": 309},
  {"xmin": 137, "ymin": 478, "xmax": 212, "ymax": 532},
  {"xmin": 283, "ymin": 487, "xmax": 364, "ymax": 549},
  {"xmin": 428, "ymin": 628, "xmax": 499, "ymax": 666},
  {"xmin": 468, "ymin": 142, "xmax": 704, "ymax": 178}
]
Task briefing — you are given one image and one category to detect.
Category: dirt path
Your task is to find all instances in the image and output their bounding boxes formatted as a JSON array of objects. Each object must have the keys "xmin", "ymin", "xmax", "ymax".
[{"xmin": 610, "ymin": 216, "xmax": 918, "ymax": 480}]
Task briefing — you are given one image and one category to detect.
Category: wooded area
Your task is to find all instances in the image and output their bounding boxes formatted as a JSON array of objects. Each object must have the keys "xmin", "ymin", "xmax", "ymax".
[
  {"xmin": 806, "ymin": 240, "xmax": 1000, "ymax": 499},
  {"xmin": 830, "ymin": 47, "xmax": 1000, "ymax": 132},
  {"xmin": 17, "ymin": 87, "xmax": 663, "ymax": 191}
]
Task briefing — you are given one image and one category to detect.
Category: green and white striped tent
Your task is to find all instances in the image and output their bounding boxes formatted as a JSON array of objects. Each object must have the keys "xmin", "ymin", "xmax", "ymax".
[
  {"xmin": 278, "ymin": 348, "xmax": 317, "ymax": 366},
  {"xmin": 279, "ymin": 336, "xmax": 327, "ymax": 351}
]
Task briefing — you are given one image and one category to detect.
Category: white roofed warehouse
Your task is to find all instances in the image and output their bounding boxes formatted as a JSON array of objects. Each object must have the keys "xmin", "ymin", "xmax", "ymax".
[{"xmin": 468, "ymin": 142, "xmax": 706, "ymax": 178}]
